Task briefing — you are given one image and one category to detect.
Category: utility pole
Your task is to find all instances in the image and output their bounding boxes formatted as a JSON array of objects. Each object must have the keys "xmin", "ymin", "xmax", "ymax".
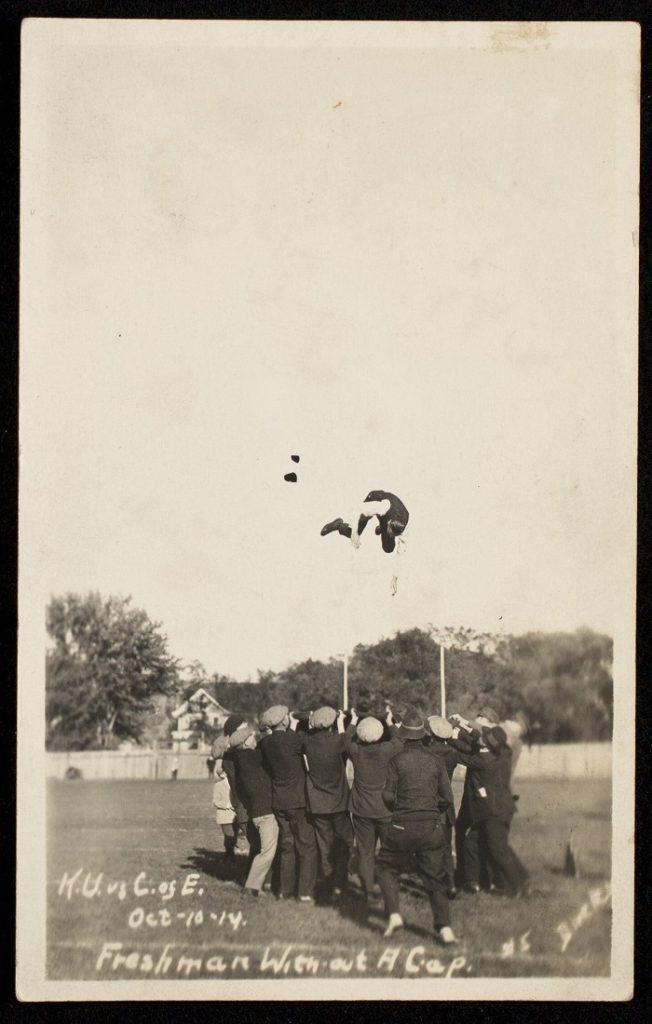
[
  {"xmin": 342, "ymin": 653, "xmax": 349, "ymax": 710},
  {"xmin": 440, "ymin": 645, "xmax": 446, "ymax": 718}
]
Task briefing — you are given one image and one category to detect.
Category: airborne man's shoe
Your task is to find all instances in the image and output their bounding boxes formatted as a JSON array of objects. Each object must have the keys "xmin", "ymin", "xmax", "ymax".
[{"xmin": 320, "ymin": 518, "xmax": 346, "ymax": 536}]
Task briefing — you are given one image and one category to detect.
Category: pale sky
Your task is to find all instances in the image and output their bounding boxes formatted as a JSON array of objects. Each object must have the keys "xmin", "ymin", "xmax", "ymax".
[{"xmin": 21, "ymin": 22, "xmax": 638, "ymax": 679}]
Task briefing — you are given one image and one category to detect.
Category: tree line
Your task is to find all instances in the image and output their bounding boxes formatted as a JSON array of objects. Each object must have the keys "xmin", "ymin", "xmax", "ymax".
[{"xmin": 46, "ymin": 592, "xmax": 613, "ymax": 751}]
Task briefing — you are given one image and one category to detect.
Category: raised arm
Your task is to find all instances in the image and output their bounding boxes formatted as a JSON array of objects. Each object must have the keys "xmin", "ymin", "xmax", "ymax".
[
  {"xmin": 384, "ymin": 705, "xmax": 402, "ymax": 742},
  {"xmin": 342, "ymin": 708, "xmax": 358, "ymax": 752},
  {"xmin": 447, "ymin": 734, "xmax": 496, "ymax": 772}
]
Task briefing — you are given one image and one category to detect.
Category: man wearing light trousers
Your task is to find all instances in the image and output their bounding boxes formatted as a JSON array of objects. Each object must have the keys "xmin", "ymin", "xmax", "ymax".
[{"xmin": 225, "ymin": 727, "xmax": 279, "ymax": 898}]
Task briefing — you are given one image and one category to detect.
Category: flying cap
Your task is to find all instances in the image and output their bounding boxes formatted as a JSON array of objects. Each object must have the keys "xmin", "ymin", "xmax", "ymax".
[
  {"xmin": 259, "ymin": 705, "xmax": 289, "ymax": 730},
  {"xmin": 356, "ymin": 717, "xmax": 384, "ymax": 743}
]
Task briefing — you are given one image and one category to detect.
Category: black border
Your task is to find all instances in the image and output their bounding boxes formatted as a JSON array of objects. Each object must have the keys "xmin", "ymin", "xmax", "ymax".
[{"xmin": 2, "ymin": 2, "xmax": 649, "ymax": 1020}]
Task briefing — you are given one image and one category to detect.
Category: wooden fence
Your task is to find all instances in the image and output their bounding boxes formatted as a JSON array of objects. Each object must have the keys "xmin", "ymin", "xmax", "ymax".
[
  {"xmin": 46, "ymin": 748, "xmax": 213, "ymax": 781},
  {"xmin": 46, "ymin": 742, "xmax": 612, "ymax": 781}
]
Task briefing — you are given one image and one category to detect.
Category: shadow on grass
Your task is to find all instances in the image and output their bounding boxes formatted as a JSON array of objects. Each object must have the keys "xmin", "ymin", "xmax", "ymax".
[
  {"xmin": 335, "ymin": 889, "xmax": 382, "ymax": 932},
  {"xmin": 179, "ymin": 846, "xmax": 250, "ymax": 887},
  {"xmin": 545, "ymin": 864, "xmax": 606, "ymax": 880},
  {"xmin": 335, "ymin": 888, "xmax": 438, "ymax": 941}
]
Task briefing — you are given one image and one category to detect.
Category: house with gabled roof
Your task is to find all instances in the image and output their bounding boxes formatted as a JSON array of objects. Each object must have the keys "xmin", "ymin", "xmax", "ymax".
[{"xmin": 170, "ymin": 683, "xmax": 233, "ymax": 750}]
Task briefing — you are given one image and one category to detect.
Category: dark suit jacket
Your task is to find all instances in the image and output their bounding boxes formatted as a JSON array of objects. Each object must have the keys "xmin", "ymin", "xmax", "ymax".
[
  {"xmin": 424, "ymin": 738, "xmax": 460, "ymax": 825},
  {"xmin": 382, "ymin": 740, "xmax": 453, "ymax": 823},
  {"xmin": 448, "ymin": 735, "xmax": 514, "ymax": 824}
]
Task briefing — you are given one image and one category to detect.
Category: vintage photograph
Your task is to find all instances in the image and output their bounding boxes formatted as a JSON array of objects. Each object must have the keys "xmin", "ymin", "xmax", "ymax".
[{"xmin": 17, "ymin": 20, "xmax": 638, "ymax": 1000}]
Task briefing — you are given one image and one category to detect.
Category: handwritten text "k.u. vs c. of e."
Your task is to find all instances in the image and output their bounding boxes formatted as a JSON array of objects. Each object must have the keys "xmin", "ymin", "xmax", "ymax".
[{"xmin": 56, "ymin": 869, "xmax": 203, "ymax": 902}]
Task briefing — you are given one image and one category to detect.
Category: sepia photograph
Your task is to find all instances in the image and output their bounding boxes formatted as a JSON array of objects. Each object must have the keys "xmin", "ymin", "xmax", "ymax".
[{"xmin": 17, "ymin": 19, "xmax": 638, "ymax": 1000}]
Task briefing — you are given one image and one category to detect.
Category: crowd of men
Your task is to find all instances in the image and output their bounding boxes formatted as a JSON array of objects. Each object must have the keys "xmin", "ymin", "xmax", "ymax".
[{"xmin": 210, "ymin": 703, "xmax": 530, "ymax": 946}]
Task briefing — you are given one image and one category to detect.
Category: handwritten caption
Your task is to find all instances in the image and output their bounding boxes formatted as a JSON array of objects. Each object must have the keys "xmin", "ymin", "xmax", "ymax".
[
  {"xmin": 54, "ymin": 868, "xmax": 611, "ymax": 978},
  {"xmin": 55, "ymin": 868, "xmax": 468, "ymax": 977},
  {"xmin": 499, "ymin": 881, "xmax": 612, "ymax": 959},
  {"xmin": 555, "ymin": 881, "xmax": 611, "ymax": 953},
  {"xmin": 94, "ymin": 943, "xmax": 468, "ymax": 978},
  {"xmin": 56, "ymin": 869, "xmax": 246, "ymax": 933}
]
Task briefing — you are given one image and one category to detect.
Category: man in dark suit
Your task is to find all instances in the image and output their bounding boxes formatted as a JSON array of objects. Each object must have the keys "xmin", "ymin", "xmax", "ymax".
[
  {"xmin": 425, "ymin": 715, "xmax": 461, "ymax": 898},
  {"xmin": 301, "ymin": 706, "xmax": 353, "ymax": 900},
  {"xmin": 375, "ymin": 708, "xmax": 457, "ymax": 945},
  {"xmin": 344, "ymin": 707, "xmax": 404, "ymax": 902},
  {"xmin": 481, "ymin": 725, "xmax": 529, "ymax": 895},
  {"xmin": 448, "ymin": 717, "xmax": 528, "ymax": 897},
  {"xmin": 258, "ymin": 705, "xmax": 318, "ymax": 902}
]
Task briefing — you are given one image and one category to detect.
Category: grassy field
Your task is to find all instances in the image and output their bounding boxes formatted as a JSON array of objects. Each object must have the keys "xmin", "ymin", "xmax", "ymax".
[{"xmin": 47, "ymin": 776, "xmax": 612, "ymax": 981}]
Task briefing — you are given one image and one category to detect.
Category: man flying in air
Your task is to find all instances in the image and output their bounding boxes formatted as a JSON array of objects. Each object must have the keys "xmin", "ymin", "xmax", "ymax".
[{"xmin": 320, "ymin": 490, "xmax": 409, "ymax": 554}]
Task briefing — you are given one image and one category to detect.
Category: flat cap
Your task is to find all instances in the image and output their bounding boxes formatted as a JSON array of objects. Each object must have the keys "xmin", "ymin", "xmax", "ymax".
[
  {"xmin": 427, "ymin": 715, "xmax": 453, "ymax": 740},
  {"xmin": 356, "ymin": 717, "xmax": 384, "ymax": 743},
  {"xmin": 228, "ymin": 726, "xmax": 255, "ymax": 748},
  {"xmin": 259, "ymin": 705, "xmax": 289, "ymax": 729},
  {"xmin": 312, "ymin": 706, "xmax": 337, "ymax": 730}
]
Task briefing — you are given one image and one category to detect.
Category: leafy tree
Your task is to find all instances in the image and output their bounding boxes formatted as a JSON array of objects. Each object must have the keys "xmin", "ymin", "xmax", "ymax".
[
  {"xmin": 216, "ymin": 626, "xmax": 612, "ymax": 743},
  {"xmin": 139, "ymin": 693, "xmax": 179, "ymax": 747},
  {"xmin": 347, "ymin": 628, "xmax": 510, "ymax": 719},
  {"xmin": 46, "ymin": 592, "xmax": 180, "ymax": 750},
  {"xmin": 272, "ymin": 658, "xmax": 343, "ymax": 711},
  {"xmin": 46, "ymin": 596, "xmax": 612, "ymax": 747},
  {"xmin": 500, "ymin": 629, "xmax": 613, "ymax": 741},
  {"xmin": 210, "ymin": 677, "xmax": 266, "ymax": 716}
]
